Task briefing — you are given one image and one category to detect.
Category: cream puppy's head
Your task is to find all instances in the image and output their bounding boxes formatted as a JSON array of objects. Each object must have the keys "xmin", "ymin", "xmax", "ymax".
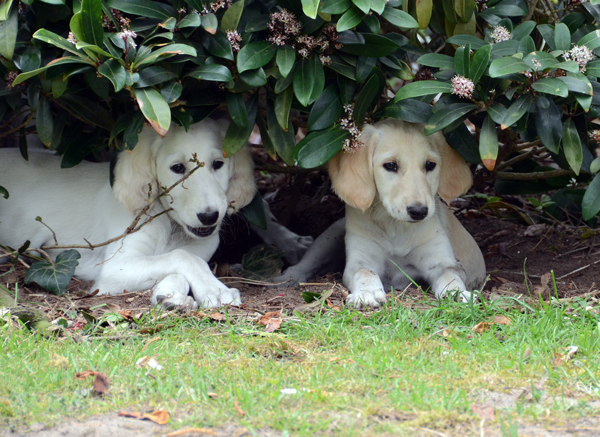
[{"xmin": 328, "ymin": 119, "xmax": 472, "ymax": 222}]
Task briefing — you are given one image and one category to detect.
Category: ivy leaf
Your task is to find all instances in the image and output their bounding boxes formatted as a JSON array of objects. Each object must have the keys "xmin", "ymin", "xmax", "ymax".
[
  {"xmin": 25, "ymin": 250, "xmax": 81, "ymax": 296},
  {"xmin": 237, "ymin": 41, "xmax": 276, "ymax": 73}
]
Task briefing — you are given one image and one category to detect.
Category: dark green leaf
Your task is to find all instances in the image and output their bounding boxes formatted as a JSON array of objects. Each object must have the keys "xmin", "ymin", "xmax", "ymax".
[
  {"xmin": 201, "ymin": 13, "xmax": 218, "ymax": 34},
  {"xmin": 178, "ymin": 12, "xmax": 201, "ymax": 28},
  {"xmin": 554, "ymin": 23, "xmax": 571, "ymax": 51},
  {"xmin": 394, "ymin": 80, "xmax": 453, "ymax": 102},
  {"xmin": 297, "ymin": 127, "xmax": 348, "ymax": 168},
  {"xmin": 382, "ymin": 6, "xmax": 419, "ymax": 28},
  {"xmin": 355, "ymin": 56, "xmax": 376, "ymax": 83},
  {"xmin": 81, "ymin": 0, "xmax": 103, "ymax": 46},
  {"xmin": 577, "ymin": 29, "xmax": 600, "ymax": 50},
  {"xmin": 531, "ymin": 77, "xmax": 568, "ymax": 97},
  {"xmin": 25, "ymin": 250, "xmax": 81, "ymax": 296},
  {"xmin": 511, "ymin": 20, "xmax": 536, "ymax": 41},
  {"xmin": 517, "ymin": 36, "xmax": 535, "ymax": 54},
  {"xmin": 424, "ymin": 103, "xmax": 477, "ymax": 135},
  {"xmin": 240, "ymin": 192, "xmax": 267, "ymax": 230},
  {"xmin": 582, "ymin": 175, "xmax": 600, "ymax": 221},
  {"xmin": 98, "ymin": 59, "xmax": 126, "ymax": 92},
  {"xmin": 378, "ymin": 99, "xmax": 432, "ymax": 123},
  {"xmin": 221, "ymin": 0, "xmax": 244, "ymax": 31},
  {"xmin": 134, "ymin": 44, "xmax": 197, "ymax": 69},
  {"xmin": 0, "ymin": 186, "xmax": 8, "ymax": 199},
  {"xmin": 160, "ymin": 80, "xmax": 182, "ymax": 103},
  {"xmin": 490, "ymin": 40, "xmax": 520, "ymax": 59},
  {"xmin": 267, "ymin": 99, "xmax": 295, "ymax": 165},
  {"xmin": 106, "ymin": 0, "xmax": 175, "ymax": 20},
  {"xmin": 203, "ymin": 31, "xmax": 234, "ymax": 61},
  {"xmin": 342, "ymin": 33, "xmax": 401, "ymax": 57},
  {"xmin": 336, "ymin": 7, "xmax": 365, "ymax": 32},
  {"xmin": 354, "ymin": 74, "xmax": 379, "ymax": 123},
  {"xmin": 534, "ymin": 96, "xmax": 562, "ymax": 154},
  {"xmin": 33, "ymin": 29, "xmax": 86, "ymax": 58},
  {"xmin": 501, "ymin": 95, "xmax": 532, "ymax": 129},
  {"xmin": 135, "ymin": 65, "xmax": 177, "ymax": 87},
  {"xmin": 444, "ymin": 123, "xmax": 481, "ymax": 164},
  {"xmin": 562, "ymin": 118, "xmax": 582, "ymax": 176},
  {"xmin": 479, "ymin": 115, "xmax": 498, "ymax": 170},
  {"xmin": 489, "ymin": 56, "xmax": 531, "ymax": 77},
  {"xmin": 327, "ymin": 54, "xmax": 356, "ymax": 79},
  {"xmin": 239, "ymin": 68, "xmax": 267, "ymax": 87},
  {"xmin": 586, "ymin": 60, "xmax": 600, "ymax": 77},
  {"xmin": 484, "ymin": 5, "xmax": 526, "ymax": 16},
  {"xmin": 418, "ymin": 53, "xmax": 455, "ymax": 70},
  {"xmin": 223, "ymin": 93, "xmax": 258, "ymax": 156},
  {"xmin": 321, "ymin": 0, "xmax": 352, "ymax": 14},
  {"xmin": 307, "ymin": 84, "xmax": 343, "ymax": 132},
  {"xmin": 351, "ymin": 0, "xmax": 370, "ymax": 14},
  {"xmin": 294, "ymin": 56, "xmax": 324, "ymax": 107},
  {"xmin": 275, "ymin": 86, "xmax": 293, "ymax": 131},
  {"xmin": 469, "ymin": 44, "xmax": 492, "ymax": 85},
  {"xmin": 277, "ymin": 46, "xmax": 295, "ymax": 78},
  {"xmin": 237, "ymin": 41, "xmax": 276, "ymax": 73},
  {"xmin": 227, "ymin": 92, "xmax": 248, "ymax": 128},
  {"xmin": 445, "ymin": 35, "xmax": 486, "ymax": 50},
  {"xmin": 36, "ymin": 97, "xmax": 54, "ymax": 147},
  {"xmin": 134, "ymin": 88, "xmax": 171, "ymax": 137},
  {"xmin": 187, "ymin": 64, "xmax": 233, "ymax": 82},
  {"xmin": 454, "ymin": 45, "xmax": 470, "ymax": 78},
  {"xmin": 557, "ymin": 75, "xmax": 593, "ymax": 95}
]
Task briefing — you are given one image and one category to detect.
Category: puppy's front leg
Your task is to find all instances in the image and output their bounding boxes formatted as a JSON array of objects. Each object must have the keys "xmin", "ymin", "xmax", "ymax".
[{"xmin": 344, "ymin": 235, "xmax": 388, "ymax": 307}]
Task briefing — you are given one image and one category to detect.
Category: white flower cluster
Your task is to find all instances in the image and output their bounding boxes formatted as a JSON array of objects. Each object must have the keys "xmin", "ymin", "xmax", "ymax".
[
  {"xmin": 227, "ymin": 30, "xmax": 242, "ymax": 52},
  {"xmin": 67, "ymin": 31, "xmax": 77, "ymax": 45},
  {"xmin": 563, "ymin": 45, "xmax": 595, "ymax": 72},
  {"xmin": 339, "ymin": 104, "xmax": 364, "ymax": 152},
  {"xmin": 451, "ymin": 75, "xmax": 475, "ymax": 99},
  {"xmin": 118, "ymin": 29, "xmax": 138, "ymax": 49},
  {"xmin": 267, "ymin": 9, "xmax": 302, "ymax": 46},
  {"xmin": 490, "ymin": 25, "xmax": 511, "ymax": 44}
]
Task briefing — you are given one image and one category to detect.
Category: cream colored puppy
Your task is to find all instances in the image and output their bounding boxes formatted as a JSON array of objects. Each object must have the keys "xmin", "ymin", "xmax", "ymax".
[{"xmin": 329, "ymin": 119, "xmax": 486, "ymax": 306}]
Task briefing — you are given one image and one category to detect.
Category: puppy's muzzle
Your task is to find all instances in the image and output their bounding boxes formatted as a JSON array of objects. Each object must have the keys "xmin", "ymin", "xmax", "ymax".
[{"xmin": 407, "ymin": 205, "xmax": 428, "ymax": 221}]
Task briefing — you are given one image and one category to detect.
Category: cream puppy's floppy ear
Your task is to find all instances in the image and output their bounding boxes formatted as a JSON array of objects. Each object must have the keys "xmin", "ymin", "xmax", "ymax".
[
  {"xmin": 113, "ymin": 125, "xmax": 162, "ymax": 212},
  {"xmin": 226, "ymin": 146, "xmax": 257, "ymax": 213},
  {"xmin": 430, "ymin": 131, "xmax": 473, "ymax": 202},
  {"xmin": 328, "ymin": 125, "xmax": 378, "ymax": 211}
]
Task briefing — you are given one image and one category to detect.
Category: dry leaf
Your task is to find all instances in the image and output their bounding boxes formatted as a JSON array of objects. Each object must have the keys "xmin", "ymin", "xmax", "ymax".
[
  {"xmin": 207, "ymin": 392, "xmax": 218, "ymax": 398},
  {"xmin": 208, "ymin": 312, "xmax": 224, "ymax": 322},
  {"xmin": 492, "ymin": 315, "xmax": 511, "ymax": 325},
  {"xmin": 257, "ymin": 311, "xmax": 283, "ymax": 332},
  {"xmin": 75, "ymin": 371, "xmax": 109, "ymax": 395},
  {"xmin": 533, "ymin": 272, "xmax": 553, "ymax": 297},
  {"xmin": 553, "ymin": 346, "xmax": 578, "ymax": 366},
  {"xmin": 166, "ymin": 428, "xmax": 217, "ymax": 436},
  {"xmin": 470, "ymin": 403, "xmax": 495, "ymax": 421},
  {"xmin": 325, "ymin": 299, "xmax": 340, "ymax": 311},
  {"xmin": 139, "ymin": 324, "xmax": 175, "ymax": 335},
  {"xmin": 106, "ymin": 302, "xmax": 121, "ymax": 312},
  {"xmin": 328, "ymin": 357, "xmax": 355, "ymax": 365},
  {"xmin": 234, "ymin": 397, "xmax": 245, "ymax": 416},
  {"xmin": 118, "ymin": 410, "xmax": 170, "ymax": 425},
  {"xmin": 441, "ymin": 328, "xmax": 455, "ymax": 338},
  {"xmin": 471, "ymin": 322, "xmax": 492, "ymax": 334},
  {"xmin": 141, "ymin": 336, "xmax": 161, "ymax": 352},
  {"xmin": 119, "ymin": 310, "xmax": 134, "ymax": 320}
]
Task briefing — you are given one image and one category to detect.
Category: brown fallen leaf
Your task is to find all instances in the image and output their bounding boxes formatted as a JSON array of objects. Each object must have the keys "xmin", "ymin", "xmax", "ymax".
[
  {"xmin": 118, "ymin": 410, "xmax": 170, "ymax": 425},
  {"xmin": 75, "ymin": 371, "xmax": 109, "ymax": 395},
  {"xmin": 325, "ymin": 299, "xmax": 341, "ymax": 311},
  {"xmin": 257, "ymin": 311, "xmax": 282, "ymax": 332},
  {"xmin": 234, "ymin": 397, "xmax": 245, "ymax": 416},
  {"xmin": 492, "ymin": 315, "xmax": 511, "ymax": 325},
  {"xmin": 208, "ymin": 312, "xmax": 224, "ymax": 322},
  {"xmin": 141, "ymin": 336, "xmax": 161, "ymax": 352},
  {"xmin": 166, "ymin": 428, "xmax": 217, "ymax": 436},
  {"xmin": 119, "ymin": 310, "xmax": 134, "ymax": 321},
  {"xmin": 441, "ymin": 328, "xmax": 455, "ymax": 338},
  {"xmin": 470, "ymin": 403, "xmax": 495, "ymax": 421},
  {"xmin": 139, "ymin": 324, "xmax": 175, "ymax": 334},
  {"xmin": 472, "ymin": 315, "xmax": 512, "ymax": 334}
]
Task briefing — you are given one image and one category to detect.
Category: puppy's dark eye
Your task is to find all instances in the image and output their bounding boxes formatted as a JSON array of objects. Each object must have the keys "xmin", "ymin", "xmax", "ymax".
[
  {"xmin": 170, "ymin": 163, "xmax": 186, "ymax": 174},
  {"xmin": 383, "ymin": 162, "xmax": 398, "ymax": 172},
  {"xmin": 425, "ymin": 161, "xmax": 437, "ymax": 172},
  {"xmin": 212, "ymin": 160, "xmax": 224, "ymax": 170}
]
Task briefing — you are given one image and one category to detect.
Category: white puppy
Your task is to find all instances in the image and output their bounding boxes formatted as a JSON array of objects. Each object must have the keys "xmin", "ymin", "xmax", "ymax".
[
  {"xmin": 0, "ymin": 118, "xmax": 256, "ymax": 309},
  {"xmin": 329, "ymin": 119, "xmax": 486, "ymax": 306}
]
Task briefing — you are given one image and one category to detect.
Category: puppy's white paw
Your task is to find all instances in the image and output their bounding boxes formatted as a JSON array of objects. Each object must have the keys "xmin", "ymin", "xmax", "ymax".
[
  {"xmin": 195, "ymin": 287, "xmax": 241, "ymax": 308},
  {"xmin": 155, "ymin": 293, "xmax": 199, "ymax": 312},
  {"xmin": 346, "ymin": 288, "xmax": 387, "ymax": 308},
  {"xmin": 439, "ymin": 288, "xmax": 476, "ymax": 303}
]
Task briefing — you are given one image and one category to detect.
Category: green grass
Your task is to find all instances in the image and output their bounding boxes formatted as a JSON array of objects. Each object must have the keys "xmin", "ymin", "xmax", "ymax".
[{"xmin": 1, "ymin": 292, "xmax": 600, "ymax": 436}]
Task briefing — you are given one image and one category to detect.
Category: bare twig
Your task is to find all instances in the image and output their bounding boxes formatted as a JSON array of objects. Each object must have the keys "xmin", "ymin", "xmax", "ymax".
[{"xmin": 556, "ymin": 259, "xmax": 600, "ymax": 280}]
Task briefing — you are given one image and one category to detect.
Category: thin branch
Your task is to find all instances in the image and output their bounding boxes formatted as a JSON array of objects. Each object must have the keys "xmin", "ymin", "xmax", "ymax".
[
  {"xmin": 0, "ymin": 113, "xmax": 35, "ymax": 140},
  {"xmin": 495, "ymin": 147, "xmax": 540, "ymax": 172},
  {"xmin": 40, "ymin": 156, "xmax": 205, "ymax": 251},
  {"xmin": 495, "ymin": 169, "xmax": 573, "ymax": 180}
]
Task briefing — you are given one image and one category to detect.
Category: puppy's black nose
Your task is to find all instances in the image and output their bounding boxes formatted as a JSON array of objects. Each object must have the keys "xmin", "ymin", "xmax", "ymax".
[
  {"xmin": 407, "ymin": 205, "xmax": 428, "ymax": 221},
  {"xmin": 197, "ymin": 211, "xmax": 219, "ymax": 226}
]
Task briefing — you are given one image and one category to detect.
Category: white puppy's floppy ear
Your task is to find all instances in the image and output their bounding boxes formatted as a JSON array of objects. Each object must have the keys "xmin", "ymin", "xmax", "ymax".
[
  {"xmin": 113, "ymin": 126, "xmax": 162, "ymax": 212},
  {"xmin": 226, "ymin": 146, "xmax": 257, "ymax": 213},
  {"xmin": 430, "ymin": 132, "xmax": 473, "ymax": 202},
  {"xmin": 328, "ymin": 125, "xmax": 378, "ymax": 211}
]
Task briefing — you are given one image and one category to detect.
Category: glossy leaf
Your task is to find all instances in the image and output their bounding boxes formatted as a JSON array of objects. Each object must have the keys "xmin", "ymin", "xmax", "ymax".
[
  {"xmin": 33, "ymin": 29, "xmax": 86, "ymax": 58},
  {"xmin": 237, "ymin": 42, "xmax": 277, "ymax": 73},
  {"xmin": 321, "ymin": 0, "xmax": 351, "ymax": 14},
  {"xmin": 203, "ymin": 31, "xmax": 234, "ymax": 61},
  {"xmin": 201, "ymin": 13, "xmax": 218, "ymax": 34},
  {"xmin": 239, "ymin": 68, "xmax": 267, "ymax": 87},
  {"xmin": 275, "ymin": 86, "xmax": 293, "ymax": 131},
  {"xmin": 227, "ymin": 92, "xmax": 248, "ymax": 128},
  {"xmin": 98, "ymin": 59, "xmax": 126, "ymax": 92},
  {"xmin": 336, "ymin": 7, "xmax": 364, "ymax": 32},
  {"xmin": 267, "ymin": 100, "xmax": 295, "ymax": 165},
  {"xmin": 531, "ymin": 77, "xmax": 568, "ymax": 97},
  {"xmin": 135, "ymin": 88, "xmax": 171, "ymax": 137},
  {"xmin": 187, "ymin": 64, "xmax": 233, "ymax": 82},
  {"xmin": 36, "ymin": 97, "xmax": 54, "ymax": 147},
  {"xmin": 577, "ymin": 29, "xmax": 600, "ymax": 50},
  {"xmin": 223, "ymin": 93, "xmax": 258, "ymax": 156},
  {"xmin": 591, "ymin": 157, "xmax": 600, "ymax": 175},
  {"xmin": 354, "ymin": 74, "xmax": 379, "ymax": 123},
  {"xmin": 81, "ymin": 0, "xmax": 103, "ymax": 46},
  {"xmin": 297, "ymin": 128, "xmax": 348, "ymax": 168},
  {"xmin": 582, "ymin": 176, "xmax": 600, "ymax": 220},
  {"xmin": 562, "ymin": 118, "xmax": 583, "ymax": 176},
  {"xmin": 382, "ymin": 6, "xmax": 419, "ymax": 28},
  {"xmin": 557, "ymin": 75, "xmax": 593, "ymax": 95},
  {"xmin": 106, "ymin": 0, "xmax": 175, "ymax": 20},
  {"xmin": 394, "ymin": 80, "xmax": 453, "ymax": 101},
  {"xmin": 221, "ymin": 0, "xmax": 244, "ymax": 31},
  {"xmin": 454, "ymin": 45, "xmax": 470, "ymax": 77},
  {"xmin": 378, "ymin": 99, "xmax": 433, "ymax": 123},
  {"xmin": 307, "ymin": 85, "xmax": 343, "ymax": 132},
  {"xmin": 489, "ymin": 56, "xmax": 531, "ymax": 77},
  {"xmin": 277, "ymin": 46, "xmax": 295, "ymax": 78},
  {"xmin": 0, "ymin": 3, "xmax": 18, "ymax": 61},
  {"xmin": 446, "ymin": 34, "xmax": 486, "ymax": 49},
  {"xmin": 501, "ymin": 95, "xmax": 532, "ymax": 130},
  {"xmin": 554, "ymin": 23, "xmax": 571, "ymax": 51},
  {"xmin": 479, "ymin": 115, "xmax": 498, "ymax": 171},
  {"xmin": 469, "ymin": 44, "xmax": 492, "ymax": 85},
  {"xmin": 134, "ymin": 44, "xmax": 197, "ymax": 69},
  {"xmin": 160, "ymin": 81, "xmax": 182, "ymax": 103},
  {"xmin": 341, "ymin": 34, "xmax": 401, "ymax": 57},
  {"xmin": 294, "ymin": 56, "xmax": 324, "ymax": 107},
  {"xmin": 302, "ymin": 0, "xmax": 320, "ymax": 18},
  {"xmin": 424, "ymin": 103, "xmax": 477, "ymax": 135},
  {"xmin": 417, "ymin": 53, "xmax": 454, "ymax": 70}
]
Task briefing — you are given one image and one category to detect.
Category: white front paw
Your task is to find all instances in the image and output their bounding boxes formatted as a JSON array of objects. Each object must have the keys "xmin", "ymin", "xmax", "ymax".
[
  {"xmin": 439, "ymin": 288, "xmax": 475, "ymax": 303},
  {"xmin": 193, "ymin": 286, "xmax": 241, "ymax": 308},
  {"xmin": 155, "ymin": 293, "xmax": 199, "ymax": 311},
  {"xmin": 346, "ymin": 287, "xmax": 387, "ymax": 308}
]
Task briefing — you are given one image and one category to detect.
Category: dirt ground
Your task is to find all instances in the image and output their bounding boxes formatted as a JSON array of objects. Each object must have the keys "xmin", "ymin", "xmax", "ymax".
[{"xmin": 1, "ymin": 171, "xmax": 600, "ymax": 437}]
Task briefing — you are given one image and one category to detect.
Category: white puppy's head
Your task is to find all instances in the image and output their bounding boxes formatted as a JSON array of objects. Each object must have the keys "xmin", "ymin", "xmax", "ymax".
[
  {"xmin": 113, "ymin": 118, "xmax": 256, "ymax": 238},
  {"xmin": 329, "ymin": 119, "xmax": 472, "ymax": 222}
]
